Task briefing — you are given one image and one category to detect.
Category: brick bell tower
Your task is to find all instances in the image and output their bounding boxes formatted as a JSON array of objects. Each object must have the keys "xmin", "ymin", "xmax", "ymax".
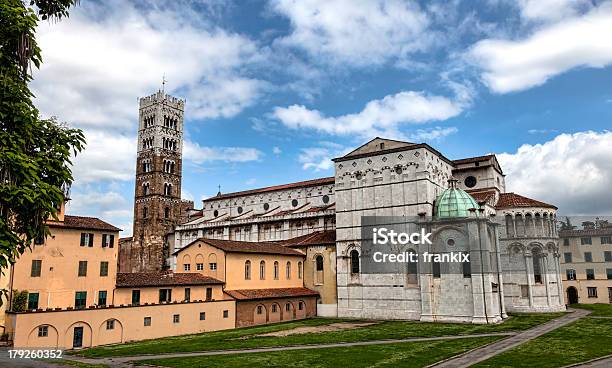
[{"xmin": 130, "ymin": 90, "xmax": 185, "ymax": 272}]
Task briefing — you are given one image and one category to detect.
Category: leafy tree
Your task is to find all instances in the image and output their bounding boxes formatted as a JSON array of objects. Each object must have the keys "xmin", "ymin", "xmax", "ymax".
[
  {"xmin": 0, "ymin": 0, "xmax": 85, "ymax": 305},
  {"xmin": 11, "ymin": 290, "xmax": 28, "ymax": 312}
]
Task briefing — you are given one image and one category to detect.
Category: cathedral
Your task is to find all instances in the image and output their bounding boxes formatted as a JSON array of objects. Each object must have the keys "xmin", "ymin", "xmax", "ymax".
[{"xmin": 119, "ymin": 91, "xmax": 566, "ymax": 323}]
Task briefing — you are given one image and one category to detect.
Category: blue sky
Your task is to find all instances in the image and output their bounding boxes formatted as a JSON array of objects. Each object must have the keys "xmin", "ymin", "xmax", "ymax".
[{"xmin": 31, "ymin": 0, "xmax": 612, "ymax": 235}]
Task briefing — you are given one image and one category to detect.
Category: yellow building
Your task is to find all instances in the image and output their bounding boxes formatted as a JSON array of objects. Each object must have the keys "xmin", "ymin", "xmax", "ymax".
[{"xmin": 559, "ymin": 220, "xmax": 612, "ymax": 304}]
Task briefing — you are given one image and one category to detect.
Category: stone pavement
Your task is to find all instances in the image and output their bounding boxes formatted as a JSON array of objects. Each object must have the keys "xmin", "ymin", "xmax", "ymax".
[{"xmin": 429, "ymin": 308, "xmax": 591, "ymax": 368}]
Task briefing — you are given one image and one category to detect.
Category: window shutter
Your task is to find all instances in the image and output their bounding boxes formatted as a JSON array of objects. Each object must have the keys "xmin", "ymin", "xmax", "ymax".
[
  {"xmin": 110, "ymin": 235, "xmax": 115, "ymax": 248},
  {"xmin": 80, "ymin": 233, "xmax": 86, "ymax": 247},
  {"xmin": 89, "ymin": 233, "xmax": 94, "ymax": 247},
  {"xmin": 102, "ymin": 234, "xmax": 107, "ymax": 248}
]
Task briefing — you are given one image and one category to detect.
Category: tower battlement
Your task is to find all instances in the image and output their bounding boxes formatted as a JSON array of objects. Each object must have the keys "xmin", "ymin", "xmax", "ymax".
[{"xmin": 139, "ymin": 90, "xmax": 185, "ymax": 109}]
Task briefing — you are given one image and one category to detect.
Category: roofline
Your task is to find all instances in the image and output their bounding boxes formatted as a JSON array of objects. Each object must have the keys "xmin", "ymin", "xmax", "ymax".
[
  {"xmin": 203, "ymin": 177, "xmax": 334, "ymax": 202},
  {"xmin": 452, "ymin": 154, "xmax": 504, "ymax": 175},
  {"xmin": 47, "ymin": 222, "xmax": 122, "ymax": 232},
  {"xmin": 332, "ymin": 143, "xmax": 455, "ymax": 166},
  {"xmin": 173, "ymin": 238, "xmax": 305, "ymax": 257},
  {"xmin": 115, "ymin": 281, "xmax": 224, "ymax": 288}
]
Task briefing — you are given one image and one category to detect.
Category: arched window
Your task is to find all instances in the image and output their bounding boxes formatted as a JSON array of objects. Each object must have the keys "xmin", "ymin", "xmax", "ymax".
[
  {"xmin": 142, "ymin": 183, "xmax": 150, "ymax": 196},
  {"xmin": 286, "ymin": 261, "xmax": 291, "ymax": 279},
  {"xmin": 406, "ymin": 249, "xmax": 418, "ymax": 284},
  {"xmin": 350, "ymin": 250, "xmax": 360, "ymax": 274},
  {"xmin": 245, "ymin": 260, "xmax": 251, "ymax": 280},
  {"xmin": 316, "ymin": 255, "xmax": 324, "ymax": 271},
  {"xmin": 298, "ymin": 261, "xmax": 303, "ymax": 279},
  {"xmin": 259, "ymin": 261, "xmax": 265, "ymax": 280},
  {"xmin": 274, "ymin": 261, "xmax": 279, "ymax": 280},
  {"xmin": 532, "ymin": 249, "xmax": 542, "ymax": 284}
]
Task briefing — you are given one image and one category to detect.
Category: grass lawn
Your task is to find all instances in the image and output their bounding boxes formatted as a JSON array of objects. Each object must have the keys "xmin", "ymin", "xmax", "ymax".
[
  {"xmin": 41, "ymin": 359, "xmax": 109, "ymax": 368},
  {"xmin": 570, "ymin": 303, "xmax": 612, "ymax": 317},
  {"xmin": 473, "ymin": 317, "xmax": 612, "ymax": 368},
  {"xmin": 137, "ymin": 336, "xmax": 501, "ymax": 368},
  {"xmin": 77, "ymin": 313, "xmax": 564, "ymax": 358}
]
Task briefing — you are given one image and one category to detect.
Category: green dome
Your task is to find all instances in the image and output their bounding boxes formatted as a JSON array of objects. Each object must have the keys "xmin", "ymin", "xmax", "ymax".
[{"xmin": 434, "ymin": 179, "xmax": 480, "ymax": 218}]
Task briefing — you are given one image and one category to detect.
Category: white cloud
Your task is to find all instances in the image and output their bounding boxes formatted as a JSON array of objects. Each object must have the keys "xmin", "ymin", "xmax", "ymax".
[
  {"xmin": 298, "ymin": 142, "xmax": 349, "ymax": 172},
  {"xmin": 245, "ymin": 178, "xmax": 257, "ymax": 186},
  {"xmin": 467, "ymin": 2, "xmax": 612, "ymax": 93},
  {"xmin": 517, "ymin": 0, "xmax": 592, "ymax": 22},
  {"xmin": 498, "ymin": 131, "xmax": 612, "ymax": 215},
  {"xmin": 32, "ymin": 0, "xmax": 263, "ymax": 130},
  {"xmin": 66, "ymin": 188, "xmax": 133, "ymax": 235},
  {"xmin": 272, "ymin": 147, "xmax": 282, "ymax": 154},
  {"xmin": 408, "ymin": 126, "xmax": 458, "ymax": 141},
  {"xmin": 270, "ymin": 0, "xmax": 431, "ymax": 67},
  {"xmin": 273, "ymin": 91, "xmax": 464, "ymax": 136},
  {"xmin": 183, "ymin": 141, "xmax": 263, "ymax": 164},
  {"xmin": 72, "ymin": 131, "xmax": 136, "ymax": 184}
]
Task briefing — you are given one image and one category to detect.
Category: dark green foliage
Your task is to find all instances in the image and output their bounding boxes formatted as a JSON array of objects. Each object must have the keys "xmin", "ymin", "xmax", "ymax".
[{"xmin": 11, "ymin": 289, "xmax": 28, "ymax": 312}]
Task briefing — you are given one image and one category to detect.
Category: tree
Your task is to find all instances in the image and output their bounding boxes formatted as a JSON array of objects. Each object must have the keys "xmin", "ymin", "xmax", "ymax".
[{"xmin": 0, "ymin": 0, "xmax": 85, "ymax": 305}]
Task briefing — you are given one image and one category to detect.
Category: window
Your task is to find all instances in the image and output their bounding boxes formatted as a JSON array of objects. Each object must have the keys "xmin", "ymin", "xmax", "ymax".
[
  {"xmin": 106, "ymin": 319, "xmax": 115, "ymax": 330},
  {"xmin": 78, "ymin": 261, "xmax": 88, "ymax": 277},
  {"xmin": 322, "ymin": 195, "xmax": 330, "ymax": 204},
  {"xmin": 584, "ymin": 252, "xmax": 593, "ymax": 263},
  {"xmin": 587, "ymin": 287, "xmax": 598, "ymax": 298},
  {"xmin": 132, "ymin": 290, "xmax": 140, "ymax": 305},
  {"xmin": 164, "ymin": 183, "xmax": 173, "ymax": 196},
  {"xmin": 272, "ymin": 304, "xmax": 278, "ymax": 313},
  {"xmin": 34, "ymin": 233, "xmax": 45, "ymax": 245},
  {"xmin": 31, "ymin": 260, "xmax": 42, "ymax": 277},
  {"xmin": 196, "ymin": 263, "xmax": 204, "ymax": 271},
  {"xmin": 581, "ymin": 237, "xmax": 592, "ymax": 245},
  {"xmin": 286, "ymin": 262, "xmax": 291, "ymax": 279},
  {"xmin": 102, "ymin": 234, "xmax": 114, "ymax": 248},
  {"xmin": 564, "ymin": 252, "xmax": 573, "ymax": 263},
  {"xmin": 292, "ymin": 199, "xmax": 298, "ymax": 207},
  {"xmin": 143, "ymin": 206, "xmax": 148, "ymax": 218},
  {"xmin": 200, "ymin": 312, "xmax": 206, "ymax": 320},
  {"xmin": 533, "ymin": 252, "xmax": 542, "ymax": 284},
  {"xmin": 520, "ymin": 285, "xmax": 529, "ymax": 298},
  {"xmin": 159, "ymin": 289, "xmax": 172, "ymax": 303},
  {"xmin": 164, "ymin": 207, "xmax": 170, "ymax": 219},
  {"xmin": 209, "ymin": 263, "xmax": 217, "ymax": 271},
  {"xmin": 144, "ymin": 317, "xmax": 151, "ymax": 326},
  {"xmin": 173, "ymin": 314, "xmax": 180, "ymax": 323},
  {"xmin": 350, "ymin": 250, "xmax": 360, "ymax": 274},
  {"xmin": 274, "ymin": 261, "xmax": 279, "ymax": 280},
  {"xmin": 80, "ymin": 233, "xmax": 94, "ymax": 247},
  {"xmin": 285, "ymin": 303, "xmax": 291, "ymax": 312},
  {"xmin": 566, "ymin": 269, "xmax": 577, "ymax": 280},
  {"xmin": 223, "ymin": 310, "xmax": 229, "ymax": 318},
  {"xmin": 260, "ymin": 261, "xmax": 266, "ymax": 280},
  {"xmin": 100, "ymin": 261, "xmax": 109, "ymax": 277},
  {"xmin": 607, "ymin": 269, "xmax": 612, "ymax": 280},
  {"xmin": 257, "ymin": 305, "xmax": 263, "ymax": 314},
  {"xmin": 604, "ymin": 251, "xmax": 612, "ymax": 262},
  {"xmin": 406, "ymin": 250, "xmax": 418, "ymax": 285},
  {"xmin": 586, "ymin": 269, "xmax": 595, "ymax": 280},
  {"xmin": 28, "ymin": 292, "xmax": 39, "ymax": 310},
  {"xmin": 38, "ymin": 325, "xmax": 48, "ymax": 337},
  {"xmin": 316, "ymin": 255, "xmax": 324, "ymax": 271},
  {"xmin": 206, "ymin": 287, "xmax": 213, "ymax": 301},
  {"xmin": 432, "ymin": 258, "xmax": 441, "ymax": 278},
  {"xmin": 245, "ymin": 260, "xmax": 251, "ymax": 280},
  {"xmin": 462, "ymin": 261, "xmax": 471, "ymax": 278},
  {"xmin": 602, "ymin": 236, "xmax": 612, "ymax": 244},
  {"xmin": 184, "ymin": 288, "xmax": 191, "ymax": 302},
  {"xmin": 298, "ymin": 261, "xmax": 303, "ymax": 279},
  {"xmin": 563, "ymin": 238, "xmax": 570, "ymax": 246},
  {"xmin": 183, "ymin": 264, "xmax": 191, "ymax": 272},
  {"xmin": 98, "ymin": 291, "xmax": 107, "ymax": 306},
  {"xmin": 299, "ymin": 301, "xmax": 304, "ymax": 310},
  {"xmin": 75, "ymin": 291, "xmax": 87, "ymax": 309}
]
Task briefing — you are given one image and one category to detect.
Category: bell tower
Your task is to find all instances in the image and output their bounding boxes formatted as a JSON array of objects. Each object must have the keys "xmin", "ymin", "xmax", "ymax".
[{"xmin": 130, "ymin": 90, "xmax": 185, "ymax": 272}]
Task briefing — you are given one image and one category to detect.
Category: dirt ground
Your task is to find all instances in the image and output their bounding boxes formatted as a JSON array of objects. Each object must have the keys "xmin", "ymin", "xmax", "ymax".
[{"xmin": 249, "ymin": 322, "xmax": 379, "ymax": 338}]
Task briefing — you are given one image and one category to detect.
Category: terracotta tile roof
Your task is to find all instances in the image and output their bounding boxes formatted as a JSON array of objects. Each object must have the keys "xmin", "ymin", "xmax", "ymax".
[
  {"xmin": 495, "ymin": 193, "xmax": 557, "ymax": 210},
  {"xmin": 203, "ymin": 177, "xmax": 334, "ymax": 202},
  {"xmin": 467, "ymin": 190, "xmax": 496, "ymax": 204},
  {"xmin": 116, "ymin": 272, "xmax": 223, "ymax": 288},
  {"xmin": 175, "ymin": 238, "xmax": 305, "ymax": 256},
  {"xmin": 282, "ymin": 231, "xmax": 336, "ymax": 247},
  {"xmin": 225, "ymin": 287, "xmax": 319, "ymax": 300},
  {"xmin": 48, "ymin": 215, "xmax": 121, "ymax": 232}
]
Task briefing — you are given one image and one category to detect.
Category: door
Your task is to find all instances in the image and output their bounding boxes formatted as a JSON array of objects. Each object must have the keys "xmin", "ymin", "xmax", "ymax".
[
  {"xmin": 567, "ymin": 287, "xmax": 578, "ymax": 305},
  {"xmin": 73, "ymin": 327, "xmax": 83, "ymax": 348}
]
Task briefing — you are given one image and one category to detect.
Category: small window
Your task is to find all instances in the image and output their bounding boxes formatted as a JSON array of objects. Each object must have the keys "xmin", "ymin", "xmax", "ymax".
[
  {"xmin": 143, "ymin": 206, "xmax": 148, "ymax": 218},
  {"xmin": 298, "ymin": 261, "xmax": 303, "ymax": 279},
  {"xmin": 75, "ymin": 291, "xmax": 87, "ymax": 309},
  {"xmin": 259, "ymin": 261, "xmax": 266, "ymax": 280},
  {"xmin": 100, "ymin": 261, "xmax": 109, "ymax": 277},
  {"xmin": 274, "ymin": 261, "xmax": 279, "ymax": 280},
  {"xmin": 159, "ymin": 289, "xmax": 172, "ymax": 303},
  {"xmin": 196, "ymin": 263, "xmax": 204, "ymax": 271},
  {"xmin": 237, "ymin": 206, "xmax": 243, "ymax": 214},
  {"xmin": 184, "ymin": 264, "xmax": 191, "ymax": 272},
  {"xmin": 581, "ymin": 237, "xmax": 592, "ymax": 245},
  {"xmin": 106, "ymin": 319, "xmax": 115, "ymax": 330},
  {"xmin": 263, "ymin": 203, "xmax": 270, "ymax": 211},
  {"xmin": 464, "ymin": 176, "xmax": 477, "ymax": 188},
  {"xmin": 132, "ymin": 290, "xmax": 141, "ymax": 305},
  {"xmin": 607, "ymin": 269, "xmax": 612, "ymax": 280},
  {"xmin": 184, "ymin": 288, "xmax": 191, "ymax": 302},
  {"xmin": 586, "ymin": 269, "xmax": 595, "ymax": 280},
  {"xmin": 102, "ymin": 234, "xmax": 114, "ymax": 248},
  {"xmin": 292, "ymin": 199, "xmax": 298, "ymax": 207},
  {"xmin": 584, "ymin": 252, "xmax": 593, "ymax": 262},
  {"xmin": 78, "ymin": 261, "xmax": 88, "ymax": 277},
  {"xmin": 566, "ymin": 269, "xmax": 576, "ymax": 281},
  {"xmin": 322, "ymin": 195, "xmax": 330, "ymax": 204},
  {"xmin": 206, "ymin": 287, "xmax": 213, "ymax": 301},
  {"xmin": 395, "ymin": 166, "xmax": 402, "ymax": 175},
  {"xmin": 286, "ymin": 261, "xmax": 291, "ymax": 279},
  {"xmin": 200, "ymin": 312, "xmax": 206, "ymax": 320},
  {"xmin": 38, "ymin": 325, "xmax": 48, "ymax": 337},
  {"xmin": 272, "ymin": 304, "xmax": 278, "ymax": 313},
  {"xmin": 587, "ymin": 287, "xmax": 598, "ymax": 298},
  {"xmin": 223, "ymin": 310, "xmax": 229, "ymax": 318},
  {"xmin": 245, "ymin": 260, "xmax": 251, "ymax": 280},
  {"xmin": 350, "ymin": 250, "xmax": 360, "ymax": 274},
  {"xmin": 213, "ymin": 210, "xmax": 219, "ymax": 217},
  {"xmin": 564, "ymin": 252, "xmax": 572, "ymax": 263},
  {"xmin": 520, "ymin": 285, "xmax": 529, "ymax": 298},
  {"xmin": 604, "ymin": 251, "xmax": 612, "ymax": 262},
  {"xmin": 298, "ymin": 301, "xmax": 304, "ymax": 310},
  {"xmin": 144, "ymin": 317, "xmax": 151, "ymax": 326},
  {"xmin": 164, "ymin": 207, "xmax": 170, "ymax": 219},
  {"xmin": 209, "ymin": 263, "xmax": 217, "ymax": 271},
  {"xmin": 98, "ymin": 290, "xmax": 107, "ymax": 306},
  {"xmin": 563, "ymin": 238, "xmax": 570, "ymax": 246},
  {"xmin": 257, "ymin": 305, "xmax": 263, "ymax": 314},
  {"xmin": 432, "ymin": 259, "xmax": 441, "ymax": 278},
  {"xmin": 28, "ymin": 292, "xmax": 39, "ymax": 310},
  {"xmin": 285, "ymin": 303, "xmax": 290, "ymax": 312},
  {"xmin": 447, "ymin": 239, "xmax": 455, "ymax": 246},
  {"xmin": 173, "ymin": 314, "xmax": 180, "ymax": 323},
  {"xmin": 316, "ymin": 255, "xmax": 324, "ymax": 271},
  {"xmin": 601, "ymin": 236, "xmax": 612, "ymax": 244},
  {"xmin": 31, "ymin": 260, "xmax": 42, "ymax": 277},
  {"xmin": 462, "ymin": 261, "xmax": 471, "ymax": 278}
]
